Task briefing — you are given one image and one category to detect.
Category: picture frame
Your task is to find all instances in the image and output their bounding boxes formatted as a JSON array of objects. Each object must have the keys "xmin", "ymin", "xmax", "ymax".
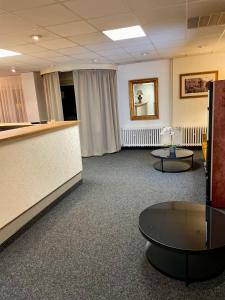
[
  {"xmin": 179, "ymin": 71, "xmax": 218, "ymax": 99},
  {"xmin": 128, "ymin": 77, "xmax": 159, "ymax": 120}
]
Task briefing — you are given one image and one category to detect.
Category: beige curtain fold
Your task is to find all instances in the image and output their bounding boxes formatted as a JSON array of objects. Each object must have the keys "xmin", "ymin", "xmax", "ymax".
[
  {"xmin": 0, "ymin": 76, "xmax": 28, "ymax": 123},
  {"xmin": 43, "ymin": 72, "xmax": 64, "ymax": 121},
  {"xmin": 73, "ymin": 69, "xmax": 121, "ymax": 157}
]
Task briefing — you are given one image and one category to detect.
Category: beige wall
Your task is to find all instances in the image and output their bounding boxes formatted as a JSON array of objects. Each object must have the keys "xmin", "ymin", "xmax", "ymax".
[
  {"xmin": 21, "ymin": 72, "xmax": 40, "ymax": 122},
  {"xmin": 22, "ymin": 53, "xmax": 225, "ymax": 128},
  {"xmin": 33, "ymin": 72, "xmax": 47, "ymax": 121},
  {"xmin": 172, "ymin": 52, "xmax": 225, "ymax": 126},
  {"xmin": 21, "ymin": 72, "xmax": 47, "ymax": 122},
  {"xmin": 117, "ymin": 59, "xmax": 171, "ymax": 128}
]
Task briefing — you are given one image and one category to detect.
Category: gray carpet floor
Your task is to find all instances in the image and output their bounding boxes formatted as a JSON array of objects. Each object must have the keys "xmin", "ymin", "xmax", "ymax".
[{"xmin": 0, "ymin": 149, "xmax": 225, "ymax": 300}]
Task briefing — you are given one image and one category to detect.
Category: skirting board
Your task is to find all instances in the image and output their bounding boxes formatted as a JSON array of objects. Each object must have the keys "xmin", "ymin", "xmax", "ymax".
[{"xmin": 0, "ymin": 172, "xmax": 82, "ymax": 246}]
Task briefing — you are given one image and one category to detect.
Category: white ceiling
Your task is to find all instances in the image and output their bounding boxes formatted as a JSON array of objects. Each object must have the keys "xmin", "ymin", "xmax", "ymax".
[{"xmin": 0, "ymin": 0, "xmax": 225, "ymax": 76}]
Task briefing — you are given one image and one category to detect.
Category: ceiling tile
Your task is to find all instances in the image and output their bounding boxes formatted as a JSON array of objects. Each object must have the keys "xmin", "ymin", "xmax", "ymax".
[
  {"xmin": 185, "ymin": 47, "xmax": 215, "ymax": 56},
  {"xmin": 0, "ymin": 13, "xmax": 37, "ymax": 35},
  {"xmin": 88, "ymin": 13, "xmax": 139, "ymax": 30},
  {"xmin": 0, "ymin": 29, "xmax": 59, "ymax": 46},
  {"xmin": 58, "ymin": 58, "xmax": 84, "ymax": 64},
  {"xmin": 188, "ymin": 0, "xmax": 225, "ymax": 18},
  {"xmin": 47, "ymin": 21, "xmax": 97, "ymax": 36},
  {"xmin": 37, "ymin": 38, "xmax": 77, "ymax": 49},
  {"xmin": 30, "ymin": 50, "xmax": 65, "ymax": 59},
  {"xmin": 91, "ymin": 57, "xmax": 114, "ymax": 63},
  {"xmin": 57, "ymin": 46, "xmax": 90, "ymax": 55},
  {"xmin": 116, "ymin": 38, "xmax": 155, "ymax": 52},
  {"xmin": 123, "ymin": 44, "xmax": 155, "ymax": 53},
  {"xmin": 214, "ymin": 41, "xmax": 225, "ymax": 52},
  {"xmin": 5, "ymin": 55, "xmax": 51, "ymax": 66},
  {"xmin": 85, "ymin": 42, "xmax": 119, "ymax": 51},
  {"xmin": 64, "ymin": 0, "xmax": 129, "ymax": 19},
  {"xmin": 0, "ymin": 0, "xmax": 223, "ymax": 73},
  {"xmin": 69, "ymin": 32, "xmax": 110, "ymax": 45},
  {"xmin": 115, "ymin": 37, "xmax": 152, "ymax": 47},
  {"xmin": 131, "ymin": 50, "xmax": 159, "ymax": 59},
  {"xmin": 95, "ymin": 48, "xmax": 129, "ymax": 57},
  {"xmin": 151, "ymin": 36, "xmax": 187, "ymax": 48},
  {"xmin": 71, "ymin": 52, "xmax": 102, "ymax": 59},
  {"xmin": 187, "ymin": 26, "xmax": 225, "ymax": 39},
  {"xmin": 45, "ymin": 56, "xmax": 77, "ymax": 63},
  {"xmin": 126, "ymin": 0, "xmax": 186, "ymax": 14},
  {"xmin": 108, "ymin": 52, "xmax": 132, "ymax": 59},
  {"xmin": 77, "ymin": 57, "xmax": 113, "ymax": 64},
  {"xmin": 0, "ymin": 35, "xmax": 28, "ymax": 47},
  {"xmin": 157, "ymin": 44, "xmax": 214, "ymax": 58},
  {"xmin": 0, "ymin": 35, "xmax": 59, "ymax": 49},
  {"xmin": 157, "ymin": 46, "xmax": 186, "ymax": 56},
  {"xmin": 152, "ymin": 38, "xmax": 187, "ymax": 49},
  {"xmin": 0, "ymin": 57, "xmax": 20, "ymax": 65},
  {"xmin": 0, "ymin": 0, "xmax": 55, "ymax": 11},
  {"xmin": 217, "ymin": 33, "xmax": 225, "ymax": 43},
  {"xmin": 9, "ymin": 44, "xmax": 47, "ymax": 54},
  {"xmin": 187, "ymin": 35, "xmax": 220, "ymax": 48},
  {"xmin": 143, "ymin": 20, "xmax": 186, "ymax": 38},
  {"xmin": 15, "ymin": 4, "xmax": 81, "ymax": 27},
  {"xmin": 136, "ymin": 5, "xmax": 186, "ymax": 35},
  {"xmin": 113, "ymin": 57, "xmax": 137, "ymax": 64},
  {"xmin": 19, "ymin": 33, "xmax": 60, "ymax": 44}
]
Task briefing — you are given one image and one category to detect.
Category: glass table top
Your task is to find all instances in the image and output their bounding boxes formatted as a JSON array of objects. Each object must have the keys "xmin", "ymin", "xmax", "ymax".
[
  {"xmin": 151, "ymin": 148, "xmax": 193, "ymax": 159},
  {"xmin": 139, "ymin": 201, "xmax": 225, "ymax": 252}
]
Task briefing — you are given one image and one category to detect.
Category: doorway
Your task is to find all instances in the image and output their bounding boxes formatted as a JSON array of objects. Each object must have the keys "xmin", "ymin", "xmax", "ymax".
[
  {"xmin": 61, "ymin": 85, "xmax": 77, "ymax": 120},
  {"xmin": 59, "ymin": 71, "xmax": 77, "ymax": 121}
]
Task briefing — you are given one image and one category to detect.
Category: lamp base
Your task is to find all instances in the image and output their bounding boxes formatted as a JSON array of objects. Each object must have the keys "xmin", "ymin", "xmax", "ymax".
[
  {"xmin": 138, "ymin": 95, "xmax": 142, "ymax": 103},
  {"xmin": 169, "ymin": 146, "xmax": 176, "ymax": 157}
]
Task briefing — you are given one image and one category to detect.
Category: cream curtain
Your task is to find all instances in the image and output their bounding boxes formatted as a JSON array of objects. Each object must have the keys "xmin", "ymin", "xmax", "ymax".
[
  {"xmin": 73, "ymin": 69, "xmax": 121, "ymax": 157},
  {"xmin": 43, "ymin": 72, "xmax": 64, "ymax": 121},
  {"xmin": 0, "ymin": 76, "xmax": 27, "ymax": 123}
]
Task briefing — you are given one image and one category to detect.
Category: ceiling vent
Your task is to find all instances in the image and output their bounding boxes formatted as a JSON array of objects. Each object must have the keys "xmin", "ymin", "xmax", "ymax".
[{"xmin": 188, "ymin": 12, "xmax": 225, "ymax": 29}]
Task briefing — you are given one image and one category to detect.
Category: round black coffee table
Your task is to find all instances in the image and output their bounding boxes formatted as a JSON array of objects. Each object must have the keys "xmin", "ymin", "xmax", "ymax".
[
  {"xmin": 151, "ymin": 148, "xmax": 194, "ymax": 173},
  {"xmin": 139, "ymin": 201, "xmax": 225, "ymax": 285}
]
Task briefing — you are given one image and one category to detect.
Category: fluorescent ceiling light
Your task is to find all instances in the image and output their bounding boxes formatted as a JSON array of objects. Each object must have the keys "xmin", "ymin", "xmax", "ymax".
[
  {"xmin": 0, "ymin": 49, "xmax": 21, "ymax": 58},
  {"xmin": 103, "ymin": 25, "xmax": 146, "ymax": 41}
]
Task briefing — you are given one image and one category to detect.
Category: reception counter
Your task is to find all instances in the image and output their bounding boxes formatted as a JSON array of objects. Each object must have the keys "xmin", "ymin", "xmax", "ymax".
[
  {"xmin": 0, "ymin": 122, "xmax": 31, "ymax": 131},
  {"xmin": 0, "ymin": 121, "xmax": 82, "ymax": 245}
]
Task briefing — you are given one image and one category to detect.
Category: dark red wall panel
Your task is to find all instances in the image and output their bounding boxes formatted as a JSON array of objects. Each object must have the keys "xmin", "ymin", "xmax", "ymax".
[{"xmin": 211, "ymin": 80, "xmax": 225, "ymax": 208}]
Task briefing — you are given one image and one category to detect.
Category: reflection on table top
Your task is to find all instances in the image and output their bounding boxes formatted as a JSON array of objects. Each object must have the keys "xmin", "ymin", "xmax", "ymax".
[
  {"xmin": 139, "ymin": 201, "xmax": 225, "ymax": 252},
  {"xmin": 151, "ymin": 148, "xmax": 194, "ymax": 159}
]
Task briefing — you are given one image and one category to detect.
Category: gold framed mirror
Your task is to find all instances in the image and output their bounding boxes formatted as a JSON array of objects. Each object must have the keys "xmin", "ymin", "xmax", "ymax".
[{"xmin": 129, "ymin": 78, "xmax": 159, "ymax": 120}]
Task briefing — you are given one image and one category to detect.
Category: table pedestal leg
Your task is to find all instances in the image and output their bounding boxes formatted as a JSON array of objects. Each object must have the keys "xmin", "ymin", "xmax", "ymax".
[
  {"xmin": 185, "ymin": 253, "xmax": 189, "ymax": 286},
  {"xmin": 145, "ymin": 242, "xmax": 225, "ymax": 285}
]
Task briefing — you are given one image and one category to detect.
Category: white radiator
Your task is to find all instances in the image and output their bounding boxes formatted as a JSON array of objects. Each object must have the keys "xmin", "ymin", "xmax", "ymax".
[
  {"xmin": 180, "ymin": 126, "xmax": 207, "ymax": 146},
  {"xmin": 121, "ymin": 126, "xmax": 207, "ymax": 147}
]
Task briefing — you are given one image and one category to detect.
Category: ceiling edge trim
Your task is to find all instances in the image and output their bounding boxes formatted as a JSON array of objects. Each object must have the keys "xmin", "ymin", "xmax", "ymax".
[{"xmin": 40, "ymin": 63, "xmax": 118, "ymax": 75}]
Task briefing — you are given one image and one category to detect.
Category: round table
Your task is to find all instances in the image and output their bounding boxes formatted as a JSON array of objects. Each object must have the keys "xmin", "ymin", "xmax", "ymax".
[
  {"xmin": 151, "ymin": 148, "xmax": 194, "ymax": 173},
  {"xmin": 139, "ymin": 201, "xmax": 225, "ymax": 285}
]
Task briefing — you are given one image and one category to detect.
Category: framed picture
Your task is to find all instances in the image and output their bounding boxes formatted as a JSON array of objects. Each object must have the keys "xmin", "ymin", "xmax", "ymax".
[
  {"xmin": 128, "ymin": 77, "xmax": 159, "ymax": 120},
  {"xmin": 179, "ymin": 71, "xmax": 218, "ymax": 99}
]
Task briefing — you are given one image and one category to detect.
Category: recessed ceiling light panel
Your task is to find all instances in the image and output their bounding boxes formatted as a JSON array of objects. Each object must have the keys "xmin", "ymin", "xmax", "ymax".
[
  {"xmin": 0, "ymin": 49, "xmax": 21, "ymax": 58},
  {"xmin": 103, "ymin": 25, "xmax": 146, "ymax": 41}
]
